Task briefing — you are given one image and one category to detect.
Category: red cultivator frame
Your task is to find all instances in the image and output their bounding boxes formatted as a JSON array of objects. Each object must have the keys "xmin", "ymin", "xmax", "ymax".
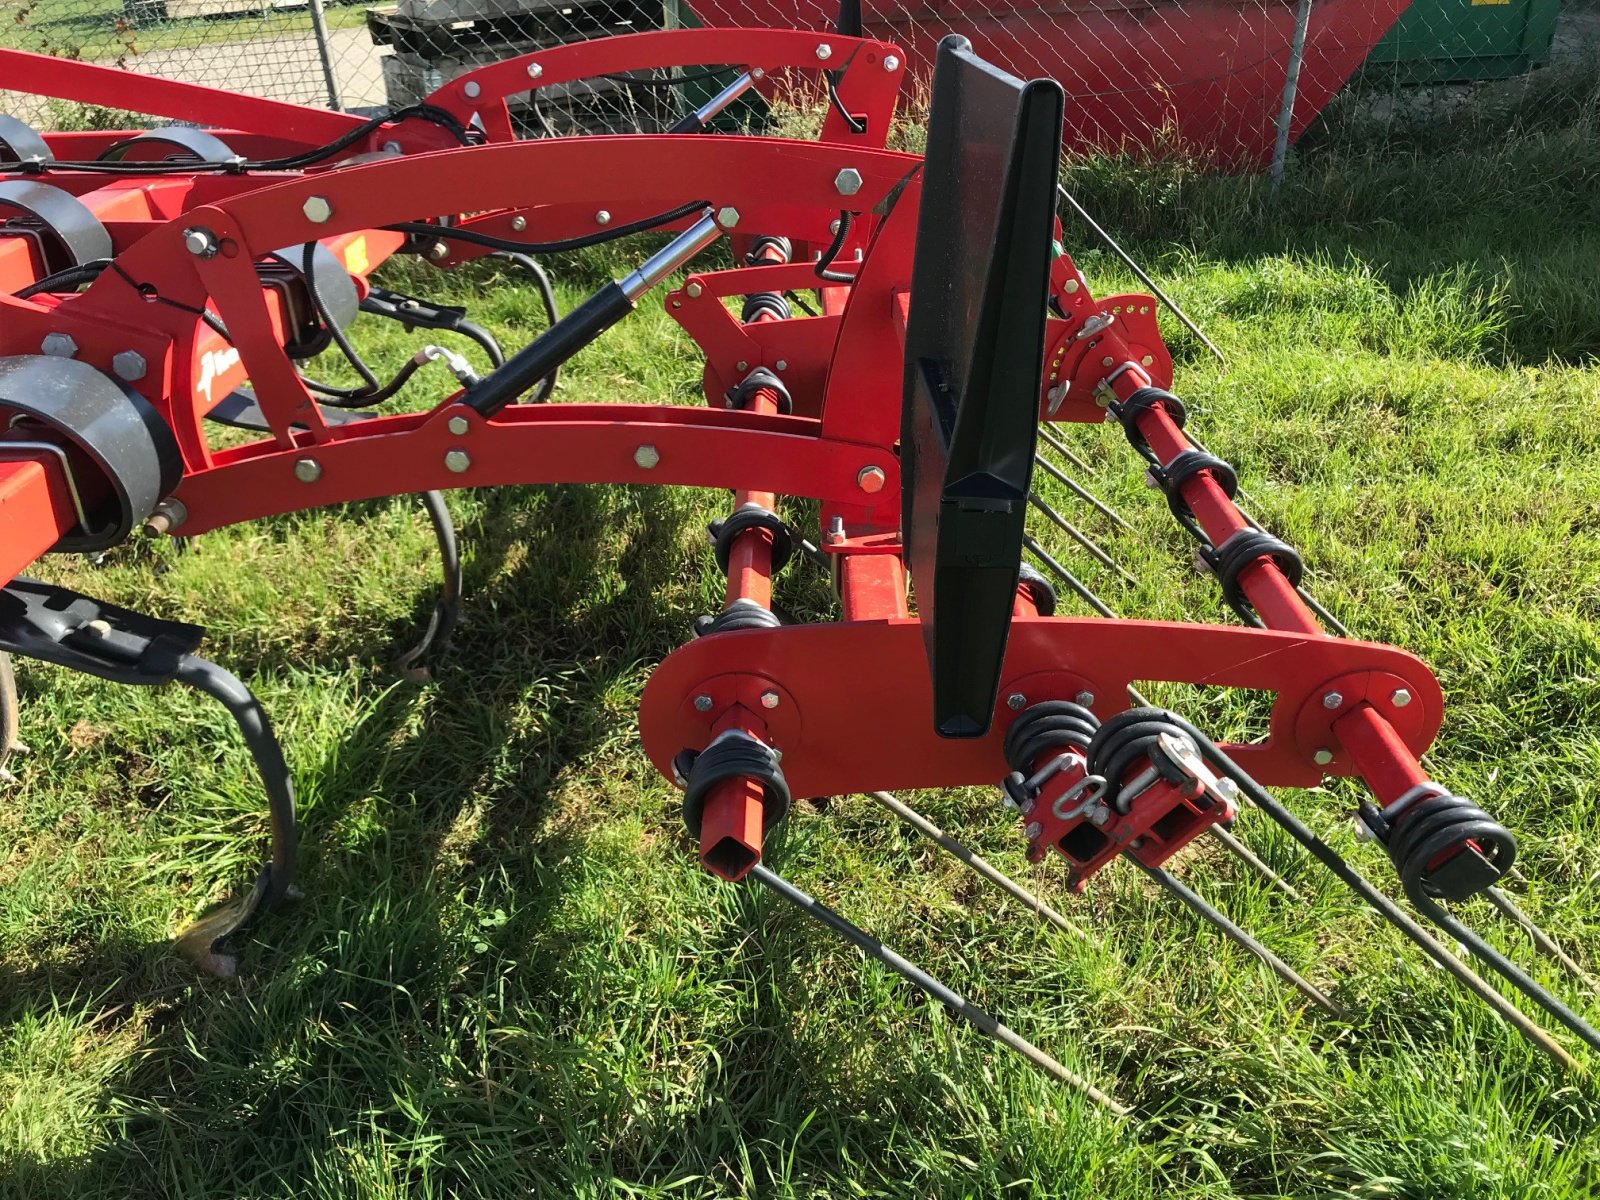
[{"xmin": 0, "ymin": 29, "xmax": 1594, "ymax": 1111}]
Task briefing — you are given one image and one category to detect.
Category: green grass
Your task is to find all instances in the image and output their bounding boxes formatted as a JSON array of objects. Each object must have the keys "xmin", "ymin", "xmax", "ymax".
[{"xmin": 3, "ymin": 65, "xmax": 1600, "ymax": 1199}]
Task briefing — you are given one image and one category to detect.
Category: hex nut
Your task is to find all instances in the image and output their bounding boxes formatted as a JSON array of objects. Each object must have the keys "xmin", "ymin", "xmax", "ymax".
[
  {"xmin": 634, "ymin": 444, "xmax": 660, "ymax": 470},
  {"xmin": 716, "ymin": 206, "xmax": 740, "ymax": 229},
  {"xmin": 302, "ymin": 195, "xmax": 333, "ymax": 224},
  {"xmin": 447, "ymin": 415, "xmax": 470, "ymax": 436},
  {"xmin": 40, "ymin": 333, "xmax": 77, "ymax": 358},
  {"xmin": 444, "ymin": 449, "xmax": 471, "ymax": 474},
  {"xmin": 1313, "ymin": 748, "xmax": 1334, "ymax": 766},
  {"xmin": 293, "ymin": 458, "xmax": 322, "ymax": 483},
  {"xmin": 856, "ymin": 465, "xmax": 886, "ymax": 493},
  {"xmin": 834, "ymin": 168, "xmax": 863, "ymax": 196},
  {"xmin": 760, "ymin": 691, "xmax": 781, "ymax": 709},
  {"xmin": 112, "ymin": 350, "xmax": 147, "ymax": 381},
  {"xmin": 1006, "ymin": 692, "xmax": 1026, "ymax": 710},
  {"xmin": 1322, "ymin": 691, "xmax": 1344, "ymax": 710},
  {"xmin": 1391, "ymin": 688, "xmax": 1413, "ymax": 708}
]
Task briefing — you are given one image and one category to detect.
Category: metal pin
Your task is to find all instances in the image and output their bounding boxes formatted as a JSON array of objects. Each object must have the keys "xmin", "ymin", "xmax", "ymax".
[
  {"xmin": 1028, "ymin": 494, "xmax": 1138, "ymax": 587},
  {"xmin": 1037, "ymin": 425, "xmax": 1098, "ymax": 477},
  {"xmin": 1033, "ymin": 455, "xmax": 1133, "ymax": 532}
]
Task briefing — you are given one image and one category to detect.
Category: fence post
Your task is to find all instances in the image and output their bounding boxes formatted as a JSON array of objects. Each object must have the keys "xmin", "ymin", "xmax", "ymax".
[
  {"xmin": 308, "ymin": 0, "xmax": 344, "ymax": 112},
  {"xmin": 1269, "ymin": 0, "xmax": 1315, "ymax": 200}
]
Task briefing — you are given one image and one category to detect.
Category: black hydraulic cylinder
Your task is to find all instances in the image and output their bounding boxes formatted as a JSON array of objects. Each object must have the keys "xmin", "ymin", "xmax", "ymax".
[{"xmin": 461, "ymin": 282, "xmax": 632, "ymax": 416}]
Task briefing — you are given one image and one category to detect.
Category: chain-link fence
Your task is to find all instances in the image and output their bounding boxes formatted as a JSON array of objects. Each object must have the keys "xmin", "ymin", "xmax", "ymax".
[{"xmin": 3, "ymin": 0, "xmax": 1595, "ymax": 167}]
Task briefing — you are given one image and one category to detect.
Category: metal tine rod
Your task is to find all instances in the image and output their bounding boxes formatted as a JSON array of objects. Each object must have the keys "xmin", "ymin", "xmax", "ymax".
[
  {"xmin": 1037, "ymin": 425, "xmax": 1098, "ymax": 477},
  {"xmin": 1028, "ymin": 493, "xmax": 1139, "ymax": 587},
  {"xmin": 1168, "ymin": 717, "xmax": 1581, "ymax": 1068},
  {"xmin": 1055, "ymin": 183, "xmax": 1226, "ymax": 368},
  {"xmin": 750, "ymin": 863, "xmax": 1132, "ymax": 1116},
  {"xmin": 1486, "ymin": 888, "xmax": 1600, "ymax": 994},
  {"xmin": 867, "ymin": 791, "xmax": 1093, "ymax": 943},
  {"xmin": 1131, "ymin": 858, "xmax": 1339, "ymax": 1015},
  {"xmin": 1206, "ymin": 824, "xmax": 1307, "ymax": 905},
  {"xmin": 1034, "ymin": 454, "xmax": 1134, "ymax": 532},
  {"xmin": 1023, "ymin": 536, "xmax": 1118, "ymax": 620}
]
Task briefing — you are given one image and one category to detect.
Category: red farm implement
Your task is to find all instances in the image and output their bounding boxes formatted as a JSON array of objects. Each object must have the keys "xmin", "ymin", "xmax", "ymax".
[{"xmin": 0, "ymin": 27, "xmax": 1594, "ymax": 1113}]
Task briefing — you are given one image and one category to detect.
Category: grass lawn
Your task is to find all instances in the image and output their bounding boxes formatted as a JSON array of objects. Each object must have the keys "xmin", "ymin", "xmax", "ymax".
[{"xmin": 2, "ymin": 63, "xmax": 1600, "ymax": 1200}]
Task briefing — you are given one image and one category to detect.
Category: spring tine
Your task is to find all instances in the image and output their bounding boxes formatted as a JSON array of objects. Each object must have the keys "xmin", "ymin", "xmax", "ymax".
[
  {"xmin": 1131, "ymin": 858, "xmax": 1339, "ymax": 1015},
  {"xmin": 1206, "ymin": 825, "xmax": 1307, "ymax": 905},
  {"xmin": 1034, "ymin": 455, "xmax": 1134, "ymax": 533},
  {"xmin": 1037, "ymin": 425, "xmax": 1098, "ymax": 477},
  {"xmin": 1028, "ymin": 494, "xmax": 1139, "ymax": 587},
  {"xmin": 1023, "ymin": 536, "xmax": 1118, "ymax": 619},
  {"xmin": 1485, "ymin": 888, "xmax": 1599, "ymax": 993},
  {"xmin": 750, "ymin": 863, "xmax": 1132, "ymax": 1116},
  {"xmin": 867, "ymin": 791, "xmax": 1093, "ymax": 943},
  {"xmin": 1055, "ymin": 183, "xmax": 1226, "ymax": 368},
  {"xmin": 1180, "ymin": 727, "xmax": 1582, "ymax": 1068},
  {"xmin": 391, "ymin": 490, "xmax": 464, "ymax": 682}
]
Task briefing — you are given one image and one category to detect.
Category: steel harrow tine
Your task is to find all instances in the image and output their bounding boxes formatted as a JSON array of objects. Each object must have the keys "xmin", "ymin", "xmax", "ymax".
[
  {"xmin": 1156, "ymin": 712, "xmax": 1583, "ymax": 1068},
  {"xmin": 1022, "ymin": 536, "xmax": 1118, "ymax": 620},
  {"xmin": 750, "ymin": 864, "xmax": 1132, "ymax": 1116},
  {"xmin": 391, "ymin": 490, "xmax": 464, "ymax": 682},
  {"xmin": 1055, "ymin": 183, "xmax": 1225, "ymax": 368},
  {"xmin": 1206, "ymin": 825, "xmax": 1308, "ymax": 905},
  {"xmin": 1485, "ymin": 888, "xmax": 1600, "ymax": 994},
  {"xmin": 1037, "ymin": 425, "xmax": 1098, "ymax": 477},
  {"xmin": 1034, "ymin": 454, "xmax": 1135, "ymax": 533},
  {"xmin": 1028, "ymin": 493, "xmax": 1139, "ymax": 587},
  {"xmin": 1130, "ymin": 858, "xmax": 1339, "ymax": 1015},
  {"xmin": 866, "ymin": 791, "xmax": 1094, "ymax": 943}
]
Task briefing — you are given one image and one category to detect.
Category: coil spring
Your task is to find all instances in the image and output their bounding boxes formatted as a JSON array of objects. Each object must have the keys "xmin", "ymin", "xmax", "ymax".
[
  {"xmin": 1361, "ymin": 783, "xmax": 1517, "ymax": 902},
  {"xmin": 1085, "ymin": 707, "xmax": 1190, "ymax": 814},
  {"xmin": 1000, "ymin": 701, "xmax": 1098, "ymax": 809},
  {"xmin": 694, "ymin": 598, "xmax": 782, "ymax": 637},
  {"xmin": 675, "ymin": 730, "xmax": 791, "ymax": 838}
]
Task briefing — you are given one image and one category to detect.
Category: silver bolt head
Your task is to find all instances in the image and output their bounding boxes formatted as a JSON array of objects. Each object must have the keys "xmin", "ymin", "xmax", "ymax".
[
  {"xmin": 447, "ymin": 415, "xmax": 470, "ymax": 436},
  {"xmin": 1006, "ymin": 692, "xmax": 1026, "ymax": 711},
  {"xmin": 884, "ymin": 55, "xmax": 900, "ymax": 70},
  {"xmin": 464, "ymin": 81, "xmax": 482, "ymax": 99},
  {"xmin": 1391, "ymin": 688, "xmax": 1413, "ymax": 708},
  {"xmin": 1024, "ymin": 822, "xmax": 1042, "ymax": 840},
  {"xmin": 1141, "ymin": 355, "xmax": 1155, "ymax": 366},
  {"xmin": 834, "ymin": 167, "xmax": 863, "ymax": 196},
  {"xmin": 760, "ymin": 691, "xmax": 781, "ymax": 710},
  {"xmin": 293, "ymin": 458, "xmax": 322, "ymax": 483},
  {"xmin": 1063, "ymin": 279, "xmax": 1080, "ymax": 294},
  {"xmin": 1322, "ymin": 691, "xmax": 1344, "ymax": 710},
  {"xmin": 444, "ymin": 449, "xmax": 471, "ymax": 474},
  {"xmin": 633, "ymin": 444, "xmax": 660, "ymax": 470},
  {"xmin": 815, "ymin": 42, "xmax": 833, "ymax": 60},
  {"xmin": 526, "ymin": 62, "xmax": 543, "ymax": 79},
  {"xmin": 595, "ymin": 210, "xmax": 612, "ymax": 225},
  {"xmin": 182, "ymin": 227, "xmax": 217, "ymax": 257},
  {"xmin": 112, "ymin": 350, "xmax": 147, "ymax": 381},
  {"xmin": 735, "ymin": 360, "xmax": 749, "ymax": 372},
  {"xmin": 510, "ymin": 215, "xmax": 527, "ymax": 232},
  {"xmin": 685, "ymin": 282, "xmax": 704, "ymax": 298},
  {"xmin": 427, "ymin": 241, "xmax": 450, "ymax": 263},
  {"xmin": 774, "ymin": 360, "xmax": 787, "ymax": 372},
  {"xmin": 1313, "ymin": 748, "xmax": 1334, "ymax": 766},
  {"xmin": 302, "ymin": 195, "xmax": 333, "ymax": 224},
  {"xmin": 856, "ymin": 465, "xmax": 886, "ymax": 493},
  {"xmin": 1075, "ymin": 690, "xmax": 1096, "ymax": 707},
  {"xmin": 40, "ymin": 333, "xmax": 77, "ymax": 358},
  {"xmin": 715, "ymin": 206, "xmax": 740, "ymax": 229},
  {"xmin": 694, "ymin": 694, "xmax": 713, "ymax": 712}
]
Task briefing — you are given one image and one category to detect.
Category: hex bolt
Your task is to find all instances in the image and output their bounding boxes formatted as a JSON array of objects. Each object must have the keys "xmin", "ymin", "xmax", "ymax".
[
  {"xmin": 427, "ymin": 241, "xmax": 450, "ymax": 263},
  {"xmin": 834, "ymin": 167, "xmax": 863, "ymax": 196},
  {"xmin": 141, "ymin": 499, "xmax": 187, "ymax": 538},
  {"xmin": 85, "ymin": 619, "xmax": 112, "ymax": 639},
  {"xmin": 716, "ymin": 206, "xmax": 741, "ymax": 229},
  {"xmin": 774, "ymin": 359, "xmax": 788, "ymax": 372},
  {"xmin": 760, "ymin": 691, "xmax": 781, "ymax": 710},
  {"xmin": 40, "ymin": 333, "xmax": 77, "ymax": 359},
  {"xmin": 884, "ymin": 55, "xmax": 900, "ymax": 70},
  {"xmin": 595, "ymin": 210, "xmax": 612, "ymax": 225},
  {"xmin": 685, "ymin": 282, "xmax": 703, "ymax": 299},
  {"xmin": 1141, "ymin": 355, "xmax": 1155, "ymax": 367},
  {"xmin": 826, "ymin": 515, "xmax": 846, "ymax": 544},
  {"xmin": 444, "ymin": 449, "xmax": 471, "ymax": 474},
  {"xmin": 1006, "ymin": 692, "xmax": 1026, "ymax": 710},
  {"xmin": 112, "ymin": 350, "xmax": 147, "ymax": 381},
  {"xmin": 293, "ymin": 458, "xmax": 322, "ymax": 483},
  {"xmin": 183, "ymin": 227, "xmax": 218, "ymax": 258},
  {"xmin": 447, "ymin": 415, "xmax": 470, "ymax": 436},
  {"xmin": 856, "ymin": 465, "xmax": 886, "ymax": 493},
  {"xmin": 526, "ymin": 62, "xmax": 543, "ymax": 79},
  {"xmin": 510, "ymin": 215, "xmax": 527, "ymax": 232},
  {"xmin": 633, "ymin": 444, "xmax": 660, "ymax": 470},
  {"xmin": 464, "ymin": 81, "xmax": 482, "ymax": 99},
  {"xmin": 1322, "ymin": 691, "xmax": 1344, "ymax": 710},
  {"xmin": 694, "ymin": 694, "xmax": 713, "ymax": 712},
  {"xmin": 1391, "ymin": 688, "xmax": 1413, "ymax": 708},
  {"xmin": 382, "ymin": 140, "xmax": 402, "ymax": 153},
  {"xmin": 1063, "ymin": 279, "xmax": 1080, "ymax": 294},
  {"xmin": 302, "ymin": 195, "xmax": 333, "ymax": 224},
  {"xmin": 735, "ymin": 360, "xmax": 749, "ymax": 372},
  {"xmin": 1101, "ymin": 356, "xmax": 1114, "ymax": 368},
  {"xmin": 1075, "ymin": 690, "xmax": 1096, "ymax": 707},
  {"xmin": 815, "ymin": 42, "xmax": 832, "ymax": 60},
  {"xmin": 1024, "ymin": 821, "xmax": 1042, "ymax": 840},
  {"xmin": 1313, "ymin": 748, "xmax": 1334, "ymax": 766}
]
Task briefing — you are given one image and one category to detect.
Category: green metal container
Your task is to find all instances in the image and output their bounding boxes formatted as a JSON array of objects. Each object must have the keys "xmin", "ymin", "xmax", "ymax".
[{"xmin": 1366, "ymin": 0, "xmax": 1564, "ymax": 83}]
